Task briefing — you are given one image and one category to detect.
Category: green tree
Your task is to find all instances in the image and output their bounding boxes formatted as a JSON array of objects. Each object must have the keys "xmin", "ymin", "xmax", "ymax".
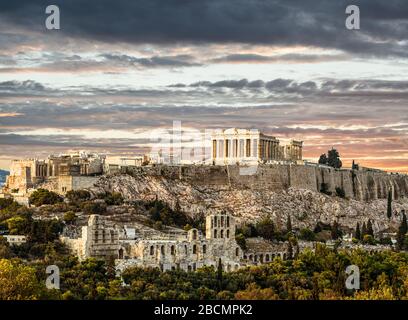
[
  {"xmin": 299, "ymin": 228, "xmax": 316, "ymax": 241},
  {"xmin": 256, "ymin": 216, "xmax": 275, "ymax": 241},
  {"xmin": 81, "ymin": 201, "xmax": 107, "ymax": 215},
  {"xmin": 0, "ymin": 259, "xmax": 42, "ymax": 299},
  {"xmin": 335, "ymin": 187, "xmax": 346, "ymax": 198},
  {"xmin": 363, "ymin": 234, "xmax": 375, "ymax": 245},
  {"xmin": 104, "ymin": 192, "xmax": 124, "ymax": 206},
  {"xmin": 387, "ymin": 190, "xmax": 392, "ymax": 220},
  {"xmin": 287, "ymin": 239, "xmax": 293, "ymax": 260},
  {"xmin": 63, "ymin": 211, "xmax": 77, "ymax": 224},
  {"xmin": 331, "ymin": 221, "xmax": 342, "ymax": 240},
  {"xmin": 235, "ymin": 233, "xmax": 247, "ymax": 250},
  {"xmin": 396, "ymin": 212, "xmax": 408, "ymax": 250},
  {"xmin": 367, "ymin": 220, "xmax": 374, "ymax": 237},
  {"xmin": 6, "ymin": 215, "xmax": 31, "ymax": 235},
  {"xmin": 318, "ymin": 154, "xmax": 328, "ymax": 165},
  {"xmin": 0, "ymin": 237, "xmax": 12, "ymax": 259},
  {"xmin": 217, "ymin": 258, "xmax": 223, "ymax": 291},
  {"xmin": 0, "ymin": 198, "xmax": 15, "ymax": 210},
  {"xmin": 320, "ymin": 183, "xmax": 332, "ymax": 196},
  {"xmin": 286, "ymin": 214, "xmax": 292, "ymax": 233},
  {"xmin": 355, "ymin": 222, "xmax": 361, "ymax": 241},
  {"xmin": 361, "ymin": 222, "xmax": 367, "ymax": 237},
  {"xmin": 327, "ymin": 148, "xmax": 342, "ymax": 169},
  {"xmin": 29, "ymin": 189, "xmax": 62, "ymax": 207},
  {"xmin": 66, "ymin": 190, "xmax": 91, "ymax": 203}
]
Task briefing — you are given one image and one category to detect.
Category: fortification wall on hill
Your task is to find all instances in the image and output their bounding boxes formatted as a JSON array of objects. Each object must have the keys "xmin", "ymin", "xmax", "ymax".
[{"xmin": 122, "ymin": 164, "xmax": 408, "ymax": 201}]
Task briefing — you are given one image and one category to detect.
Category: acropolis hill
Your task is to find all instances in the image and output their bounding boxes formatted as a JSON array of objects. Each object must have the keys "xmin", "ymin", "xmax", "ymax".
[{"xmin": 1, "ymin": 128, "xmax": 408, "ymax": 236}]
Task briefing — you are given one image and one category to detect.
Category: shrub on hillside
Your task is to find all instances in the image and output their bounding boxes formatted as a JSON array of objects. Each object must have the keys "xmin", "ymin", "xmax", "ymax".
[
  {"xmin": 320, "ymin": 183, "xmax": 332, "ymax": 196},
  {"xmin": 66, "ymin": 190, "xmax": 91, "ymax": 203},
  {"xmin": 335, "ymin": 187, "xmax": 346, "ymax": 198},
  {"xmin": 29, "ymin": 189, "xmax": 62, "ymax": 207},
  {"xmin": 81, "ymin": 201, "xmax": 107, "ymax": 215},
  {"xmin": 299, "ymin": 228, "xmax": 316, "ymax": 241}
]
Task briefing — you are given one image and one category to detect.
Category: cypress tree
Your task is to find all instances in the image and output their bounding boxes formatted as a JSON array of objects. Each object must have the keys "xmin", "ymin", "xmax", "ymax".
[
  {"xmin": 361, "ymin": 222, "xmax": 367, "ymax": 237},
  {"xmin": 331, "ymin": 221, "xmax": 342, "ymax": 240},
  {"xmin": 402, "ymin": 210, "xmax": 408, "ymax": 234},
  {"xmin": 387, "ymin": 190, "xmax": 392, "ymax": 219},
  {"xmin": 217, "ymin": 257, "xmax": 223, "ymax": 290},
  {"xmin": 355, "ymin": 222, "xmax": 361, "ymax": 240},
  {"xmin": 367, "ymin": 219, "xmax": 374, "ymax": 237},
  {"xmin": 396, "ymin": 212, "xmax": 408, "ymax": 250},
  {"xmin": 287, "ymin": 240, "xmax": 293, "ymax": 260},
  {"xmin": 286, "ymin": 214, "xmax": 292, "ymax": 234}
]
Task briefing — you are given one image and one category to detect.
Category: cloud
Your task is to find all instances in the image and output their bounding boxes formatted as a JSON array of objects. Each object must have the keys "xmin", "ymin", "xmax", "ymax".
[
  {"xmin": 1, "ymin": 0, "xmax": 408, "ymax": 58},
  {"xmin": 1, "ymin": 77, "xmax": 407, "ymax": 172},
  {"xmin": 100, "ymin": 53, "xmax": 202, "ymax": 68},
  {"xmin": 210, "ymin": 53, "xmax": 349, "ymax": 63}
]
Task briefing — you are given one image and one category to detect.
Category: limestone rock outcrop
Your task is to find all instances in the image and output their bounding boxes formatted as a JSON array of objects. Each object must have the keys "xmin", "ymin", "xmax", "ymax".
[{"xmin": 87, "ymin": 165, "xmax": 408, "ymax": 234}]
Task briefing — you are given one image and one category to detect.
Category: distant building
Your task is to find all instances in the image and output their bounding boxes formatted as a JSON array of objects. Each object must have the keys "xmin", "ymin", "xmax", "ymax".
[
  {"xmin": 2, "ymin": 151, "xmax": 105, "ymax": 195},
  {"xmin": 3, "ymin": 235, "xmax": 27, "ymax": 246}
]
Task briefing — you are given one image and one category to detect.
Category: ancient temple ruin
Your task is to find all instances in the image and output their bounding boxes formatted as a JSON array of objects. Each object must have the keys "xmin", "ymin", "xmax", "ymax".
[{"xmin": 211, "ymin": 128, "xmax": 303, "ymax": 165}]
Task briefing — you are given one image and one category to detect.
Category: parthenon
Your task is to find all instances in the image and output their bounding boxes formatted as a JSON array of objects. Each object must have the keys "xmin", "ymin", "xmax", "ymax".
[{"xmin": 211, "ymin": 128, "xmax": 303, "ymax": 165}]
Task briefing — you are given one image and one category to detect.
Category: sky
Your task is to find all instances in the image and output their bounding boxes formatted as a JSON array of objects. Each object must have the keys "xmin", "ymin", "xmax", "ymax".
[{"xmin": 0, "ymin": 0, "xmax": 407, "ymax": 172}]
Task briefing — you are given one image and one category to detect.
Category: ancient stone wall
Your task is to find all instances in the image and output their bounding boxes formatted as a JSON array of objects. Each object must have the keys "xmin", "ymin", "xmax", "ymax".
[{"xmin": 123, "ymin": 164, "xmax": 408, "ymax": 201}]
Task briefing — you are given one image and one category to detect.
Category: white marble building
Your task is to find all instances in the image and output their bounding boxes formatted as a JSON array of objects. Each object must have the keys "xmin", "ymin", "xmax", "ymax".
[{"xmin": 210, "ymin": 128, "xmax": 303, "ymax": 165}]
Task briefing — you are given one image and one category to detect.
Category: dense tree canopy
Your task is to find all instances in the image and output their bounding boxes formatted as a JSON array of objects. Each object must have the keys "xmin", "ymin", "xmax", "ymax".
[
  {"xmin": 29, "ymin": 189, "xmax": 63, "ymax": 207},
  {"xmin": 318, "ymin": 148, "xmax": 343, "ymax": 169}
]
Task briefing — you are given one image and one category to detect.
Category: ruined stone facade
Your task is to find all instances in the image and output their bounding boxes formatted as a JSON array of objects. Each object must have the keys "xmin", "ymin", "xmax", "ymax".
[
  {"xmin": 2, "ymin": 151, "xmax": 105, "ymax": 195},
  {"xmin": 61, "ymin": 214, "xmax": 120, "ymax": 260},
  {"xmin": 62, "ymin": 213, "xmax": 291, "ymax": 273},
  {"xmin": 211, "ymin": 128, "xmax": 303, "ymax": 165}
]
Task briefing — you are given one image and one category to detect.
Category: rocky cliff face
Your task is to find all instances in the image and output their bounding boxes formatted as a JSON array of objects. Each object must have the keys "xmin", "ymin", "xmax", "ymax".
[{"xmin": 88, "ymin": 165, "xmax": 408, "ymax": 234}]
